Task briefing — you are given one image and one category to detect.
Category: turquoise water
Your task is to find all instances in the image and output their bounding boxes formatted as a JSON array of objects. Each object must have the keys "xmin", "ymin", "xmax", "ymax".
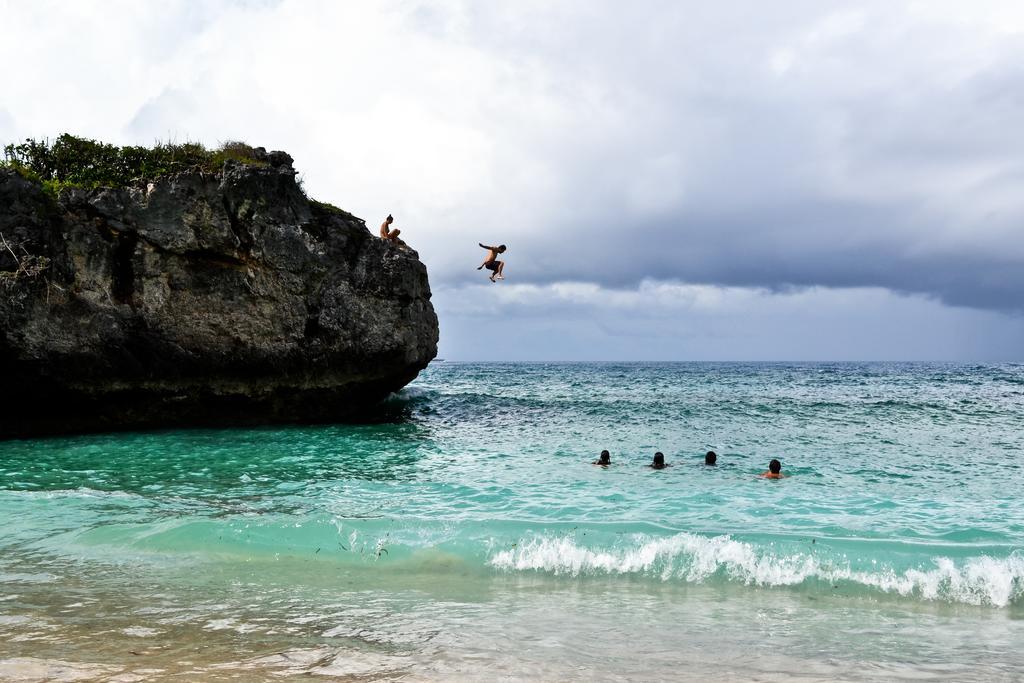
[{"xmin": 2, "ymin": 362, "xmax": 1024, "ymax": 680}]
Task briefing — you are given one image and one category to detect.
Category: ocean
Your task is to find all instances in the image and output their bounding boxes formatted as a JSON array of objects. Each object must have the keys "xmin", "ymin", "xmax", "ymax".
[{"xmin": 1, "ymin": 362, "xmax": 1023, "ymax": 681}]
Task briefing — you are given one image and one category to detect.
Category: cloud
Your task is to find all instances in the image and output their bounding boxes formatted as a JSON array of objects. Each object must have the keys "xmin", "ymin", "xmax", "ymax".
[
  {"xmin": 0, "ymin": 108, "xmax": 14, "ymax": 141},
  {"xmin": 434, "ymin": 281, "xmax": 1024, "ymax": 361},
  {"xmin": 1, "ymin": 0, "xmax": 1022, "ymax": 358},
  {"xmin": 403, "ymin": 0, "xmax": 1024, "ymax": 313}
]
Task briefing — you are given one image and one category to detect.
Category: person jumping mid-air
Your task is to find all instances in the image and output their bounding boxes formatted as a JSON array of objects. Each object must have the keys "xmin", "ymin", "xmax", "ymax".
[
  {"xmin": 477, "ymin": 243, "xmax": 506, "ymax": 282},
  {"xmin": 380, "ymin": 214, "xmax": 402, "ymax": 242}
]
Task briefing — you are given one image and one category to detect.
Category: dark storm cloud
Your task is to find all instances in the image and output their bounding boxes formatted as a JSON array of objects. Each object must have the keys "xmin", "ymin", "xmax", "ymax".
[
  {"xmin": 414, "ymin": 1, "xmax": 1024, "ymax": 313},
  {"xmin": 3, "ymin": 0, "xmax": 1021, "ymax": 318},
  {"xmin": 524, "ymin": 199, "xmax": 1024, "ymax": 311}
]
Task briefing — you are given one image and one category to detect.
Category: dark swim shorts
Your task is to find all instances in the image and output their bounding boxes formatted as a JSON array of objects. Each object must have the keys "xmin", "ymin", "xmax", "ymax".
[{"xmin": 485, "ymin": 261, "xmax": 499, "ymax": 271}]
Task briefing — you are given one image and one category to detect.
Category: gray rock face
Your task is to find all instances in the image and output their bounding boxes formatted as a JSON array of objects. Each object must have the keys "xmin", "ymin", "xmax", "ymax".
[{"xmin": 0, "ymin": 156, "xmax": 438, "ymax": 438}]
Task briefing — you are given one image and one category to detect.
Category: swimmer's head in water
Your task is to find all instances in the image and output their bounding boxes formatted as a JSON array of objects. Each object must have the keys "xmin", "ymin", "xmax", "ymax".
[
  {"xmin": 598, "ymin": 450, "xmax": 610, "ymax": 464},
  {"xmin": 705, "ymin": 451, "xmax": 717, "ymax": 465},
  {"xmin": 497, "ymin": 245, "xmax": 507, "ymax": 253},
  {"xmin": 769, "ymin": 459, "xmax": 782, "ymax": 474},
  {"xmin": 652, "ymin": 452, "xmax": 665, "ymax": 467}
]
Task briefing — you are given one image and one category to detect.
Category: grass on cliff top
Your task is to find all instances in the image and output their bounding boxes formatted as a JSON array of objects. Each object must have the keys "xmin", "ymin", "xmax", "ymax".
[
  {"xmin": 3, "ymin": 134, "xmax": 361, "ymax": 223},
  {"xmin": 1, "ymin": 134, "xmax": 268, "ymax": 195}
]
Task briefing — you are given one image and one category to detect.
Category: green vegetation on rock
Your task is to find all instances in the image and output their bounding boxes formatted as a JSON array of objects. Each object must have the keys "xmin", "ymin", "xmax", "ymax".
[
  {"xmin": 1, "ymin": 134, "xmax": 268, "ymax": 196},
  {"xmin": 310, "ymin": 198, "xmax": 357, "ymax": 219}
]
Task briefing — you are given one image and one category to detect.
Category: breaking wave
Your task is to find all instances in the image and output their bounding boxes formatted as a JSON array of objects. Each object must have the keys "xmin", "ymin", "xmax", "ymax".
[{"xmin": 487, "ymin": 532, "xmax": 1024, "ymax": 607}]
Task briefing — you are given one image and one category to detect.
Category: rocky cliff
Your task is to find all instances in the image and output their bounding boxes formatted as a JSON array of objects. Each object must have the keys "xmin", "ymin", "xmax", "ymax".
[{"xmin": 0, "ymin": 150, "xmax": 438, "ymax": 438}]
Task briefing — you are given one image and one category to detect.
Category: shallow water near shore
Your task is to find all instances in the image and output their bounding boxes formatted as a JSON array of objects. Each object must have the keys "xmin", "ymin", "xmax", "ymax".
[{"xmin": 1, "ymin": 362, "xmax": 1023, "ymax": 680}]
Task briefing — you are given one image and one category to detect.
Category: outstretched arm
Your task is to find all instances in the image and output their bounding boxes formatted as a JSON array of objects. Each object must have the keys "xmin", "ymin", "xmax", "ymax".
[{"xmin": 478, "ymin": 243, "xmax": 494, "ymax": 268}]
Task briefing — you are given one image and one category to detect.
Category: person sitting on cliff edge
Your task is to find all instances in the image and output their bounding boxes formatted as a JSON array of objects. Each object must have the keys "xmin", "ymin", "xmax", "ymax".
[
  {"xmin": 477, "ymin": 243, "xmax": 506, "ymax": 282},
  {"xmin": 380, "ymin": 214, "xmax": 402, "ymax": 243}
]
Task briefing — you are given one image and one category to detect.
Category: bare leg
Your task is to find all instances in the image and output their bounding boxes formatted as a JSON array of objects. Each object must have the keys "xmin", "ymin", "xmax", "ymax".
[{"xmin": 496, "ymin": 261, "xmax": 505, "ymax": 279}]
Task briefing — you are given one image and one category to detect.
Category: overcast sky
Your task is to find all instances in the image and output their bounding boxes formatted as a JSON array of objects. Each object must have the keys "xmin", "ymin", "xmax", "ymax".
[{"xmin": 2, "ymin": 0, "xmax": 1022, "ymax": 360}]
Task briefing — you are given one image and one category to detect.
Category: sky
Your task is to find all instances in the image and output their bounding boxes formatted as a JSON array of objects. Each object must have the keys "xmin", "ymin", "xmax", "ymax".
[{"xmin": 1, "ymin": 0, "xmax": 1022, "ymax": 360}]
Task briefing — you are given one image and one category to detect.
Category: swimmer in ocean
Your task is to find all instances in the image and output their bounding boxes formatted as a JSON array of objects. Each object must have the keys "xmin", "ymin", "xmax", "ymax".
[
  {"xmin": 761, "ymin": 459, "xmax": 784, "ymax": 479},
  {"xmin": 705, "ymin": 450, "xmax": 717, "ymax": 465},
  {"xmin": 648, "ymin": 452, "xmax": 669, "ymax": 469},
  {"xmin": 593, "ymin": 450, "xmax": 611, "ymax": 466},
  {"xmin": 477, "ymin": 243, "xmax": 506, "ymax": 282}
]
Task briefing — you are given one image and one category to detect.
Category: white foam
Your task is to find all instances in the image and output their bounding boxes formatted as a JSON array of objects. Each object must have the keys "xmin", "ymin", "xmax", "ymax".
[
  {"xmin": 0, "ymin": 657, "xmax": 120, "ymax": 682},
  {"xmin": 0, "ymin": 572, "xmax": 57, "ymax": 584},
  {"xmin": 120, "ymin": 626, "xmax": 160, "ymax": 637},
  {"xmin": 17, "ymin": 487, "xmax": 142, "ymax": 501},
  {"xmin": 487, "ymin": 533, "xmax": 1024, "ymax": 607},
  {"xmin": 389, "ymin": 386, "xmax": 432, "ymax": 400},
  {"xmin": 201, "ymin": 617, "xmax": 260, "ymax": 633}
]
